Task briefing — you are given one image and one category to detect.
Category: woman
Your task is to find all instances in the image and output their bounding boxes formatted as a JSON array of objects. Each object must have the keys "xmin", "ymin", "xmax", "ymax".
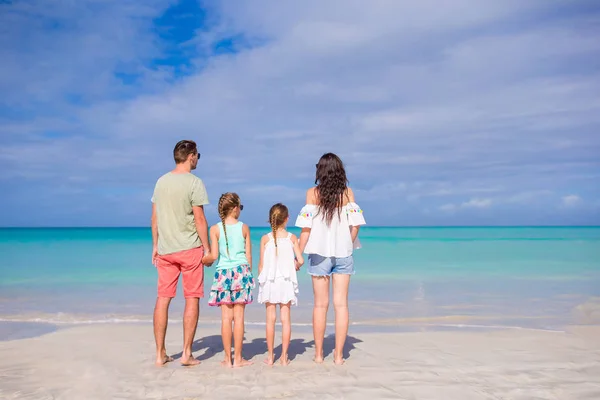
[{"xmin": 296, "ymin": 153, "xmax": 366, "ymax": 365}]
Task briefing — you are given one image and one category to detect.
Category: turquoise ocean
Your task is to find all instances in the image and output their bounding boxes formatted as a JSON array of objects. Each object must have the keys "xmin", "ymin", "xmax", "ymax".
[{"xmin": 1, "ymin": 227, "xmax": 599, "ymax": 337}]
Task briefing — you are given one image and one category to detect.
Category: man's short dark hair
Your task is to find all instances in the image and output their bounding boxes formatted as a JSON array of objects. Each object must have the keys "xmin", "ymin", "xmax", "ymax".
[{"xmin": 173, "ymin": 140, "xmax": 197, "ymax": 164}]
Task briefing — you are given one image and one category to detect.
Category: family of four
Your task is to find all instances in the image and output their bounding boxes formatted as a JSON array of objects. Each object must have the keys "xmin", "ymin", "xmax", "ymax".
[{"xmin": 151, "ymin": 140, "xmax": 366, "ymax": 368}]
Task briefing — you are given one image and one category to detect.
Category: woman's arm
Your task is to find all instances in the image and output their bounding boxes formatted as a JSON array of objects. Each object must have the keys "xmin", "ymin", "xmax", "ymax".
[
  {"xmin": 291, "ymin": 234, "xmax": 304, "ymax": 270},
  {"xmin": 243, "ymin": 224, "xmax": 252, "ymax": 272},
  {"xmin": 299, "ymin": 187, "xmax": 317, "ymax": 253},
  {"xmin": 347, "ymin": 187, "xmax": 360, "ymax": 242},
  {"xmin": 350, "ymin": 226, "xmax": 360, "ymax": 243},
  {"xmin": 299, "ymin": 228, "xmax": 311, "ymax": 253}
]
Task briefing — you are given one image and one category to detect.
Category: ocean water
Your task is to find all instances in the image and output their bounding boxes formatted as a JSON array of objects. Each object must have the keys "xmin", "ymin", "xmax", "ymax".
[{"xmin": 1, "ymin": 227, "xmax": 599, "ymax": 335}]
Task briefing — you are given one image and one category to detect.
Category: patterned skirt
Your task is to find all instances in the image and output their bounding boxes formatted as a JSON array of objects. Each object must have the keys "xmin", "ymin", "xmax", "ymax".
[{"xmin": 208, "ymin": 264, "xmax": 255, "ymax": 306}]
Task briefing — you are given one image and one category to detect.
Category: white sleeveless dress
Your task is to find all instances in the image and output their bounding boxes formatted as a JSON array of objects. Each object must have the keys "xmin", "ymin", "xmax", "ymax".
[{"xmin": 257, "ymin": 232, "xmax": 299, "ymax": 305}]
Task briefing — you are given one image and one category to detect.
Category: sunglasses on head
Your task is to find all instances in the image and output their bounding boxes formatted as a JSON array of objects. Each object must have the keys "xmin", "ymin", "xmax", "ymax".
[{"xmin": 239, "ymin": 204, "xmax": 244, "ymax": 211}]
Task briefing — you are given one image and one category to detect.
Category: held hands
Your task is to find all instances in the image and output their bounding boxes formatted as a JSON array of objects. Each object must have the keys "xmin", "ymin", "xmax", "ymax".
[
  {"xmin": 294, "ymin": 259, "xmax": 303, "ymax": 271},
  {"xmin": 202, "ymin": 251, "xmax": 214, "ymax": 267}
]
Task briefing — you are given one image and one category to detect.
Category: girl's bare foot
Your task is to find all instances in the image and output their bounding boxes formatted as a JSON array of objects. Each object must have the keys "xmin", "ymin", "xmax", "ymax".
[
  {"xmin": 233, "ymin": 358, "xmax": 253, "ymax": 368},
  {"xmin": 280, "ymin": 355, "xmax": 290, "ymax": 366},
  {"xmin": 313, "ymin": 353, "xmax": 324, "ymax": 363},
  {"xmin": 155, "ymin": 355, "xmax": 174, "ymax": 366},
  {"xmin": 180, "ymin": 356, "xmax": 200, "ymax": 367},
  {"xmin": 263, "ymin": 355, "xmax": 274, "ymax": 366},
  {"xmin": 220, "ymin": 359, "xmax": 232, "ymax": 368},
  {"xmin": 333, "ymin": 357, "xmax": 345, "ymax": 365}
]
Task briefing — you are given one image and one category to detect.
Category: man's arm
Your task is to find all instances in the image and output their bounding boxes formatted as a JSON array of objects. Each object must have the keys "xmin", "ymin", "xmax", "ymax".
[
  {"xmin": 192, "ymin": 205, "xmax": 210, "ymax": 257},
  {"xmin": 203, "ymin": 225, "xmax": 219, "ymax": 266},
  {"xmin": 151, "ymin": 203, "xmax": 158, "ymax": 264}
]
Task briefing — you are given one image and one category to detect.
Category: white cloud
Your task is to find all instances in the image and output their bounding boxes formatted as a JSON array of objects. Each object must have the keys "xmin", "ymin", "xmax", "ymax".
[
  {"xmin": 461, "ymin": 198, "xmax": 493, "ymax": 209},
  {"xmin": 439, "ymin": 204, "xmax": 457, "ymax": 213},
  {"xmin": 562, "ymin": 194, "xmax": 582, "ymax": 208}
]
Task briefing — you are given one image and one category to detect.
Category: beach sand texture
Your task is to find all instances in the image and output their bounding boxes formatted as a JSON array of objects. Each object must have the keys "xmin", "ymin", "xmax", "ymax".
[{"xmin": 1, "ymin": 324, "xmax": 599, "ymax": 400}]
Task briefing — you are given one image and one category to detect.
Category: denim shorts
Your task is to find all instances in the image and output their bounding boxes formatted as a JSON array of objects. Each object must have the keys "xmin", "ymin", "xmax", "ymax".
[{"xmin": 307, "ymin": 254, "xmax": 354, "ymax": 276}]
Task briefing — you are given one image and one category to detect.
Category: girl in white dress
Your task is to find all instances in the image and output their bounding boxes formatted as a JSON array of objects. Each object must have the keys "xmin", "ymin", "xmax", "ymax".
[{"xmin": 258, "ymin": 203, "xmax": 304, "ymax": 366}]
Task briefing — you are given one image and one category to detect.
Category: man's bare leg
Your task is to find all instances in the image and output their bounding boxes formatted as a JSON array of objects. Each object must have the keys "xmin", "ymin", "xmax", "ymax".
[
  {"xmin": 153, "ymin": 296, "xmax": 174, "ymax": 366},
  {"xmin": 181, "ymin": 297, "xmax": 200, "ymax": 366}
]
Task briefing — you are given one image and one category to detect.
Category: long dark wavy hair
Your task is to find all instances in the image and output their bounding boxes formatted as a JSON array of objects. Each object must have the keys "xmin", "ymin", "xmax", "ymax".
[{"xmin": 315, "ymin": 153, "xmax": 348, "ymax": 225}]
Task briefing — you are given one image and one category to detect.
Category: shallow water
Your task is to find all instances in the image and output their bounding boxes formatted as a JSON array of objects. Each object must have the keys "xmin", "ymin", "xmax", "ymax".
[{"xmin": 1, "ymin": 227, "xmax": 599, "ymax": 335}]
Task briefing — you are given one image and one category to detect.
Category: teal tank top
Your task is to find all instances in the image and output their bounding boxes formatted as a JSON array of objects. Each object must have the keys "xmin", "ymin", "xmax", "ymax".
[{"xmin": 215, "ymin": 221, "xmax": 248, "ymax": 270}]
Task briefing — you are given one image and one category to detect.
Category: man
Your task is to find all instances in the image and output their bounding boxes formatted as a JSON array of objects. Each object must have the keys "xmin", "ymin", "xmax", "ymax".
[{"xmin": 151, "ymin": 140, "xmax": 211, "ymax": 367}]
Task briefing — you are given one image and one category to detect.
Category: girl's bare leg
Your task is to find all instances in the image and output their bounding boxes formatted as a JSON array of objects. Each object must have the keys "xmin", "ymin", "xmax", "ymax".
[
  {"xmin": 280, "ymin": 302, "xmax": 292, "ymax": 366},
  {"xmin": 332, "ymin": 274, "xmax": 351, "ymax": 365},
  {"xmin": 233, "ymin": 304, "xmax": 253, "ymax": 367},
  {"xmin": 312, "ymin": 276, "xmax": 330, "ymax": 363},
  {"xmin": 220, "ymin": 305, "xmax": 234, "ymax": 367},
  {"xmin": 264, "ymin": 303, "xmax": 276, "ymax": 365}
]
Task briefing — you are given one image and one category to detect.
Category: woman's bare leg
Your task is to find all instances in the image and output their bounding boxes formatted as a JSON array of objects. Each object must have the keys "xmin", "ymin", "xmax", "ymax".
[
  {"xmin": 312, "ymin": 276, "xmax": 330, "ymax": 363},
  {"xmin": 332, "ymin": 273, "xmax": 351, "ymax": 365}
]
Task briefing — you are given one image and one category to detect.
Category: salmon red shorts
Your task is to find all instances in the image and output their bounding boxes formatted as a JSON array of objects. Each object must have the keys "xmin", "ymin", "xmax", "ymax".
[{"xmin": 155, "ymin": 246, "xmax": 204, "ymax": 298}]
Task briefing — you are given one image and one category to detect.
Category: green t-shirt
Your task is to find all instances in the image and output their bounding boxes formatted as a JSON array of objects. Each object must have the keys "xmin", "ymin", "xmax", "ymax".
[{"xmin": 151, "ymin": 172, "xmax": 209, "ymax": 255}]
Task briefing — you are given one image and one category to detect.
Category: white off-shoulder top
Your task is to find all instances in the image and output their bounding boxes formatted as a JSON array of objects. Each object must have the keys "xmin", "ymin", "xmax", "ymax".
[{"xmin": 295, "ymin": 202, "xmax": 366, "ymax": 258}]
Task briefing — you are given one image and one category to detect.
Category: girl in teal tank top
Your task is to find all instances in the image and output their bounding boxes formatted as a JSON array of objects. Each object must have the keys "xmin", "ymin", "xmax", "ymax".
[
  {"xmin": 215, "ymin": 221, "xmax": 248, "ymax": 270},
  {"xmin": 204, "ymin": 192, "xmax": 255, "ymax": 367}
]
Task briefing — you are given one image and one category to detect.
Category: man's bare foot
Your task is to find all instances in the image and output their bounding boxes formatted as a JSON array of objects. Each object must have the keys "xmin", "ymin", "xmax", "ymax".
[
  {"xmin": 155, "ymin": 355, "xmax": 174, "ymax": 366},
  {"xmin": 233, "ymin": 358, "xmax": 253, "ymax": 368},
  {"xmin": 180, "ymin": 356, "xmax": 200, "ymax": 367},
  {"xmin": 220, "ymin": 359, "xmax": 232, "ymax": 368},
  {"xmin": 280, "ymin": 355, "xmax": 290, "ymax": 366},
  {"xmin": 263, "ymin": 355, "xmax": 274, "ymax": 366}
]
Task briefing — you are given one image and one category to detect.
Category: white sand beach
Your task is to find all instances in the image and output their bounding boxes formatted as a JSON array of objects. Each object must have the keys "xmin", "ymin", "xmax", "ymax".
[{"xmin": 1, "ymin": 324, "xmax": 599, "ymax": 400}]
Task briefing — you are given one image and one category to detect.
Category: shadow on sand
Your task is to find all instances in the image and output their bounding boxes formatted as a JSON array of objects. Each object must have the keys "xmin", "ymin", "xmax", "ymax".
[{"xmin": 171, "ymin": 333, "xmax": 363, "ymax": 363}]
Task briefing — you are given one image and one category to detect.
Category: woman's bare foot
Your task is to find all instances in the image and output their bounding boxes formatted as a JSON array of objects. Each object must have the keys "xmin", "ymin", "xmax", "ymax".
[
  {"xmin": 263, "ymin": 355, "xmax": 274, "ymax": 366},
  {"xmin": 313, "ymin": 353, "xmax": 324, "ymax": 364},
  {"xmin": 155, "ymin": 355, "xmax": 174, "ymax": 367},
  {"xmin": 233, "ymin": 358, "xmax": 253, "ymax": 368},
  {"xmin": 280, "ymin": 355, "xmax": 290, "ymax": 366},
  {"xmin": 180, "ymin": 356, "xmax": 200, "ymax": 367},
  {"xmin": 220, "ymin": 359, "xmax": 232, "ymax": 368},
  {"xmin": 333, "ymin": 357, "xmax": 345, "ymax": 365},
  {"xmin": 333, "ymin": 350, "xmax": 345, "ymax": 365}
]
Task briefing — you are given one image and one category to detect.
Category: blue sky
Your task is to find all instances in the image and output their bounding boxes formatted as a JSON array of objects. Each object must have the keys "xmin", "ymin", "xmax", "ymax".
[{"xmin": 1, "ymin": 0, "xmax": 599, "ymax": 227}]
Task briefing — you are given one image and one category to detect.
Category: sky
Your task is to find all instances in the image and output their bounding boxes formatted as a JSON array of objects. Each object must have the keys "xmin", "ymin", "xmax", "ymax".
[{"xmin": 1, "ymin": 0, "xmax": 599, "ymax": 227}]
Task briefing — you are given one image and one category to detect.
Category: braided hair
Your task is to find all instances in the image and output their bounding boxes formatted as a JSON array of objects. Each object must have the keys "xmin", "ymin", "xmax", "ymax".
[
  {"xmin": 217, "ymin": 192, "xmax": 241, "ymax": 256},
  {"xmin": 269, "ymin": 203, "xmax": 289, "ymax": 255}
]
